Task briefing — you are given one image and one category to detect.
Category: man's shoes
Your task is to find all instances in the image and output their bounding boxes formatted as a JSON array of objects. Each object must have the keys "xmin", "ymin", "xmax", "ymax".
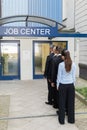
[
  {"xmin": 53, "ymin": 105, "xmax": 58, "ymax": 109},
  {"xmin": 56, "ymin": 110, "xmax": 59, "ymax": 115},
  {"xmin": 45, "ymin": 102, "xmax": 52, "ymax": 105}
]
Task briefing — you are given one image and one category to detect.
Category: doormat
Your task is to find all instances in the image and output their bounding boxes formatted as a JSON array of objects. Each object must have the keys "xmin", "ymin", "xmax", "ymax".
[{"xmin": 0, "ymin": 95, "xmax": 10, "ymax": 130}]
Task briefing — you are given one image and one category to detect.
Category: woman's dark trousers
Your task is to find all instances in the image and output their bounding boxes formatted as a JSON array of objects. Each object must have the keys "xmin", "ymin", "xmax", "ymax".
[{"xmin": 58, "ymin": 83, "xmax": 75, "ymax": 124}]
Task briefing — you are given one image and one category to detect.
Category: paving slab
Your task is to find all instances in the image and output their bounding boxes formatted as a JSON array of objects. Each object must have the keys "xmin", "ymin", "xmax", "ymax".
[{"xmin": 0, "ymin": 78, "xmax": 87, "ymax": 130}]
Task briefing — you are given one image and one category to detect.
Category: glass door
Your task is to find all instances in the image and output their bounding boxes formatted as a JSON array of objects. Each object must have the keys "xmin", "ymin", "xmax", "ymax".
[
  {"xmin": 33, "ymin": 41, "xmax": 50, "ymax": 79},
  {"xmin": 0, "ymin": 41, "xmax": 20, "ymax": 80}
]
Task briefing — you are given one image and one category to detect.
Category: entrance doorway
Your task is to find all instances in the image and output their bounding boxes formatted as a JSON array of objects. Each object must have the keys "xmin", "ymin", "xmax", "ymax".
[
  {"xmin": 0, "ymin": 41, "xmax": 20, "ymax": 80},
  {"xmin": 33, "ymin": 41, "xmax": 67, "ymax": 79}
]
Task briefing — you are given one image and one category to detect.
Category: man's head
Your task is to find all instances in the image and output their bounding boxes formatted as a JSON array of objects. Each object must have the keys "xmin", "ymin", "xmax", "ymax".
[
  {"xmin": 55, "ymin": 46, "xmax": 62, "ymax": 54},
  {"xmin": 50, "ymin": 45, "xmax": 55, "ymax": 53}
]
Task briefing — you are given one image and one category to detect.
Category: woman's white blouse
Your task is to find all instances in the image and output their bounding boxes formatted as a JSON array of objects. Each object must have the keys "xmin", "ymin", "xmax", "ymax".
[{"xmin": 57, "ymin": 62, "xmax": 76, "ymax": 88}]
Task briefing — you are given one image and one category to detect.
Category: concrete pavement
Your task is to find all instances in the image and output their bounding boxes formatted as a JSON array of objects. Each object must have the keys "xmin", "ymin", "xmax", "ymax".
[{"xmin": 0, "ymin": 78, "xmax": 87, "ymax": 130}]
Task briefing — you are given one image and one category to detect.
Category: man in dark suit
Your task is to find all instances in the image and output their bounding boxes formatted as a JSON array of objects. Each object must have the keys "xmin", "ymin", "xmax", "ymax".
[
  {"xmin": 51, "ymin": 46, "xmax": 63, "ymax": 108},
  {"xmin": 44, "ymin": 45, "xmax": 56, "ymax": 105}
]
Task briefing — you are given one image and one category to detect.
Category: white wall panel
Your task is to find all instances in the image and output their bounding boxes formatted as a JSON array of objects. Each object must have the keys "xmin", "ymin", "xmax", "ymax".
[{"xmin": 62, "ymin": 0, "xmax": 75, "ymax": 29}]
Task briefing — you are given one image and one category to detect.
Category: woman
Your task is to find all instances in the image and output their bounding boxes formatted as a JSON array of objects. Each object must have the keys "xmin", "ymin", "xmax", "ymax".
[{"xmin": 57, "ymin": 50, "xmax": 76, "ymax": 124}]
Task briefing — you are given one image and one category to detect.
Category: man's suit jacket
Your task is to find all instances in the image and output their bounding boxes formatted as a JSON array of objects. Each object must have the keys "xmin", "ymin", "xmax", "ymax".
[
  {"xmin": 44, "ymin": 53, "xmax": 54, "ymax": 79},
  {"xmin": 51, "ymin": 55, "xmax": 63, "ymax": 84}
]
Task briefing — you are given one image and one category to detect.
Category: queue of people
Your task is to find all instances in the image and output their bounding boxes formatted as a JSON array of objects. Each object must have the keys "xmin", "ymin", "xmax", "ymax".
[{"xmin": 44, "ymin": 45, "xmax": 76, "ymax": 125}]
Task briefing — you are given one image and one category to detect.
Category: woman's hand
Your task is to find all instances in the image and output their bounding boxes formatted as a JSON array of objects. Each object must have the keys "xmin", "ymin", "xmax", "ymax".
[{"xmin": 51, "ymin": 83, "xmax": 55, "ymax": 87}]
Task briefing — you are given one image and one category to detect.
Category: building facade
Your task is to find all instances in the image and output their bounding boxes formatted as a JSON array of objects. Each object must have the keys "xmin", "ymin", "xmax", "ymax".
[
  {"xmin": 1, "ymin": 0, "xmax": 62, "ymax": 25},
  {"xmin": 63, "ymin": 0, "xmax": 87, "ymax": 80},
  {"xmin": 0, "ymin": 0, "xmax": 75, "ymax": 80},
  {"xmin": 75, "ymin": 0, "xmax": 87, "ymax": 80},
  {"xmin": 0, "ymin": 0, "xmax": 1, "ymax": 17}
]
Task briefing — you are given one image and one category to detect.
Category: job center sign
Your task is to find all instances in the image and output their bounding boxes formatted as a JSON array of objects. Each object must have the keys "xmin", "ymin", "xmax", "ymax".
[{"xmin": 0, "ymin": 26, "xmax": 58, "ymax": 37}]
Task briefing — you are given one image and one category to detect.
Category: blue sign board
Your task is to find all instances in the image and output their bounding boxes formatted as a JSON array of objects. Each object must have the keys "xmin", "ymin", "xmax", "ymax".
[
  {"xmin": 0, "ymin": 26, "xmax": 58, "ymax": 37},
  {"xmin": 0, "ymin": 26, "xmax": 87, "ymax": 38}
]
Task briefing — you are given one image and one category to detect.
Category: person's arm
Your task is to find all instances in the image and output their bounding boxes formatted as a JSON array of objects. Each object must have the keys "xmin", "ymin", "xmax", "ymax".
[
  {"xmin": 72, "ymin": 63, "xmax": 76, "ymax": 85},
  {"xmin": 44, "ymin": 56, "xmax": 49, "ymax": 78},
  {"xmin": 57, "ymin": 63, "xmax": 62, "ymax": 89},
  {"xmin": 51, "ymin": 58, "xmax": 56, "ymax": 82}
]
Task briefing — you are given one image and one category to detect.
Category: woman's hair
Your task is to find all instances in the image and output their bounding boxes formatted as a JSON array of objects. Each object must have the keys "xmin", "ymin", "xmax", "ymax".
[
  {"xmin": 64, "ymin": 50, "xmax": 72, "ymax": 72},
  {"xmin": 61, "ymin": 49, "xmax": 66, "ymax": 56}
]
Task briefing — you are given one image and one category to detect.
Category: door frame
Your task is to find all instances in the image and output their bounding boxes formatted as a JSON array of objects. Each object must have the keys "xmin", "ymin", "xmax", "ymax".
[{"xmin": 0, "ymin": 40, "xmax": 20, "ymax": 80}]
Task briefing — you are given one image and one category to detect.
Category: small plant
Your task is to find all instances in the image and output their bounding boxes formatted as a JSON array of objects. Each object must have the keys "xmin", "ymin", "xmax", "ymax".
[{"xmin": 76, "ymin": 87, "xmax": 87, "ymax": 99}]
